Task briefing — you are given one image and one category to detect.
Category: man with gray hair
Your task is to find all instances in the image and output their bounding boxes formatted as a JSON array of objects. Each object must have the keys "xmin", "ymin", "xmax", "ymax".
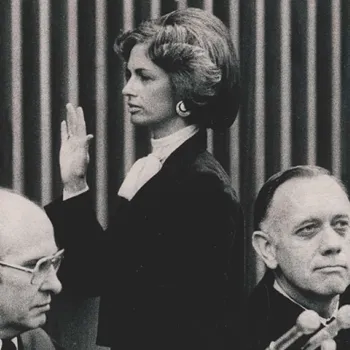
[
  {"xmin": 0, "ymin": 188, "xmax": 63, "ymax": 349},
  {"xmin": 242, "ymin": 165, "xmax": 350, "ymax": 350}
]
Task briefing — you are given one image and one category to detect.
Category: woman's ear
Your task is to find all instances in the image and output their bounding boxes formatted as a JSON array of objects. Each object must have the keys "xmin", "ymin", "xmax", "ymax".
[{"xmin": 252, "ymin": 230, "xmax": 278, "ymax": 269}]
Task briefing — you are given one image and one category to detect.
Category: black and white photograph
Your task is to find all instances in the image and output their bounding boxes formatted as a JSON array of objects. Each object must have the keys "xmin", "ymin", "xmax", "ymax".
[{"xmin": 0, "ymin": 1, "xmax": 349, "ymax": 349}]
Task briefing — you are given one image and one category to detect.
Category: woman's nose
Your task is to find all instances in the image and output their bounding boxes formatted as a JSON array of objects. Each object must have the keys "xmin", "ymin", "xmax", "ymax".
[{"xmin": 122, "ymin": 77, "xmax": 137, "ymax": 96}]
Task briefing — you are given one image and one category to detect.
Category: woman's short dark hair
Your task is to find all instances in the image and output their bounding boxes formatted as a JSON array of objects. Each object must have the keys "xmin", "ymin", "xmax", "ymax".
[
  {"xmin": 115, "ymin": 7, "xmax": 240, "ymax": 130},
  {"xmin": 253, "ymin": 165, "xmax": 348, "ymax": 231}
]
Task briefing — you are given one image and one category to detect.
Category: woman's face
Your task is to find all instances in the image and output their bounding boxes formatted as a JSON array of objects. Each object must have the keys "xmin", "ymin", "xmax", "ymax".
[{"xmin": 122, "ymin": 43, "xmax": 186, "ymax": 138}]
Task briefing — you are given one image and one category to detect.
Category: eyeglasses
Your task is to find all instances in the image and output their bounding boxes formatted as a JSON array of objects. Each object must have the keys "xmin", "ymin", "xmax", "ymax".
[{"xmin": 0, "ymin": 249, "xmax": 64, "ymax": 285}]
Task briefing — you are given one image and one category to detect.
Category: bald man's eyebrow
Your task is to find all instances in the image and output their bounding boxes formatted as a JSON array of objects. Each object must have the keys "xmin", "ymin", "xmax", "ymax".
[
  {"xmin": 21, "ymin": 258, "xmax": 40, "ymax": 268},
  {"xmin": 21, "ymin": 251, "xmax": 60, "ymax": 268}
]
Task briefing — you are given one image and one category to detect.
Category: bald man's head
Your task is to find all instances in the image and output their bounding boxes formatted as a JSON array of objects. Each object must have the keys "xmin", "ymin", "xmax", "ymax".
[
  {"xmin": 0, "ymin": 188, "xmax": 55, "ymax": 259},
  {"xmin": 0, "ymin": 188, "xmax": 62, "ymax": 337}
]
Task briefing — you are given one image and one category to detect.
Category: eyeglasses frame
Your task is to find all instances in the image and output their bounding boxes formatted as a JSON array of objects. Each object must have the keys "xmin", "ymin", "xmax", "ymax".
[{"xmin": 0, "ymin": 249, "xmax": 64, "ymax": 285}]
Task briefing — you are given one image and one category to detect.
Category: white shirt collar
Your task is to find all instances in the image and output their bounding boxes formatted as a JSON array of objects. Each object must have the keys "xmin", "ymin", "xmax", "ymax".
[
  {"xmin": 273, "ymin": 279, "xmax": 338, "ymax": 325},
  {"xmin": 0, "ymin": 337, "xmax": 18, "ymax": 349},
  {"xmin": 150, "ymin": 124, "xmax": 199, "ymax": 163},
  {"xmin": 117, "ymin": 125, "xmax": 199, "ymax": 201}
]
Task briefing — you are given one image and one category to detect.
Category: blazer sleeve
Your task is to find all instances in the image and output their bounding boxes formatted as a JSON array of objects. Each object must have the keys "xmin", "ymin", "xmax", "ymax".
[{"xmin": 45, "ymin": 191, "xmax": 109, "ymax": 296}]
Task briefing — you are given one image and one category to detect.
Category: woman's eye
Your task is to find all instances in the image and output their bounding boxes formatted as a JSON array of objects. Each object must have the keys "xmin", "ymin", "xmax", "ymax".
[
  {"xmin": 140, "ymin": 74, "xmax": 151, "ymax": 82},
  {"xmin": 125, "ymin": 72, "xmax": 131, "ymax": 81}
]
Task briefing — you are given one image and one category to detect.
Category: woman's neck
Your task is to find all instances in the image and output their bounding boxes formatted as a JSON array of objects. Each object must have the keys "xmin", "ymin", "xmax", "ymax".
[{"xmin": 150, "ymin": 118, "xmax": 190, "ymax": 139}]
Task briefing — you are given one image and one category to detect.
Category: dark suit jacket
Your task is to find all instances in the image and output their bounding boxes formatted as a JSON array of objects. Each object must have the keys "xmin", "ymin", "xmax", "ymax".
[
  {"xmin": 241, "ymin": 271, "xmax": 350, "ymax": 350},
  {"xmin": 18, "ymin": 328, "xmax": 63, "ymax": 350},
  {"xmin": 45, "ymin": 130, "xmax": 245, "ymax": 349}
]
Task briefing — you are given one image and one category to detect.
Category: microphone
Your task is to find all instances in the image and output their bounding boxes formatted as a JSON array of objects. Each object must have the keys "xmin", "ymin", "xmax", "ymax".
[
  {"xmin": 266, "ymin": 310, "xmax": 321, "ymax": 350},
  {"xmin": 301, "ymin": 304, "xmax": 350, "ymax": 350}
]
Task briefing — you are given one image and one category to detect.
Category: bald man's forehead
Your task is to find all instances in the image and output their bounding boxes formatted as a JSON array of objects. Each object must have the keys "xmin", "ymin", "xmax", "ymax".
[
  {"xmin": 0, "ymin": 197, "xmax": 51, "ymax": 231},
  {"xmin": 0, "ymin": 190, "xmax": 56, "ymax": 257},
  {"xmin": 0, "ymin": 190, "xmax": 43, "ymax": 217}
]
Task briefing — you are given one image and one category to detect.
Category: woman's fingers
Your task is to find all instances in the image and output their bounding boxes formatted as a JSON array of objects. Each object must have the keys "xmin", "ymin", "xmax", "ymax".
[
  {"xmin": 84, "ymin": 134, "xmax": 94, "ymax": 151},
  {"xmin": 61, "ymin": 120, "xmax": 69, "ymax": 142},
  {"xmin": 66, "ymin": 103, "xmax": 87, "ymax": 137},
  {"xmin": 76, "ymin": 106, "xmax": 87, "ymax": 136},
  {"xmin": 66, "ymin": 103, "xmax": 77, "ymax": 136},
  {"xmin": 63, "ymin": 103, "xmax": 93, "ymax": 148}
]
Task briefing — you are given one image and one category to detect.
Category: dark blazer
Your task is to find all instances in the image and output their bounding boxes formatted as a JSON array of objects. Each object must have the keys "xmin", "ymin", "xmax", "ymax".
[
  {"xmin": 18, "ymin": 328, "xmax": 63, "ymax": 350},
  {"xmin": 241, "ymin": 271, "xmax": 350, "ymax": 350},
  {"xmin": 46, "ymin": 130, "xmax": 244, "ymax": 349}
]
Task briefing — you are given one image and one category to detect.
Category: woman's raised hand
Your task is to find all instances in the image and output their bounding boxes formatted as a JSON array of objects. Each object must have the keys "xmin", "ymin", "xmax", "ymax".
[{"xmin": 60, "ymin": 103, "xmax": 94, "ymax": 194}]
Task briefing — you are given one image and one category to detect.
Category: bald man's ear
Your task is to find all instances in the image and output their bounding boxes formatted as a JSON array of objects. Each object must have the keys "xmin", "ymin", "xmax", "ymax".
[{"xmin": 252, "ymin": 230, "xmax": 278, "ymax": 270}]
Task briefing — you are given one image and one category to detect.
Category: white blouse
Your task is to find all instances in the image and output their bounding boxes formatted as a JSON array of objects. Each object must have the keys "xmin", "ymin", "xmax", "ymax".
[{"xmin": 118, "ymin": 124, "xmax": 199, "ymax": 200}]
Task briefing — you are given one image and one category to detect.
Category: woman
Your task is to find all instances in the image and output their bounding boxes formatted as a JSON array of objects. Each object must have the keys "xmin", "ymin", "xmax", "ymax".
[{"xmin": 46, "ymin": 7, "xmax": 244, "ymax": 350}]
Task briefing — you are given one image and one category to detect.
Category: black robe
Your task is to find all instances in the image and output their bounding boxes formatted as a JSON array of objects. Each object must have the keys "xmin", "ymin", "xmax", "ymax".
[{"xmin": 241, "ymin": 271, "xmax": 350, "ymax": 350}]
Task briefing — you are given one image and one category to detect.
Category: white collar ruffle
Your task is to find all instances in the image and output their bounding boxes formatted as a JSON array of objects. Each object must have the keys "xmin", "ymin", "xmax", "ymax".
[{"xmin": 118, "ymin": 125, "xmax": 199, "ymax": 201}]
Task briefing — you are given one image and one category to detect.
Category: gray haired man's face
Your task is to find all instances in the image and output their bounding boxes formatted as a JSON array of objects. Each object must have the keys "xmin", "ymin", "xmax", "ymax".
[{"xmin": 264, "ymin": 175, "xmax": 350, "ymax": 299}]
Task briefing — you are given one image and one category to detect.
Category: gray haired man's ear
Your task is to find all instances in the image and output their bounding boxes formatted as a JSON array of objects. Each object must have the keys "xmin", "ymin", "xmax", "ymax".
[{"xmin": 252, "ymin": 230, "xmax": 278, "ymax": 270}]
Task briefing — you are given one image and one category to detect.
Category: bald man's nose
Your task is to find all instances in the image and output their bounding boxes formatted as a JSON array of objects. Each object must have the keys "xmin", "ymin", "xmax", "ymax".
[{"xmin": 40, "ymin": 267, "xmax": 62, "ymax": 295}]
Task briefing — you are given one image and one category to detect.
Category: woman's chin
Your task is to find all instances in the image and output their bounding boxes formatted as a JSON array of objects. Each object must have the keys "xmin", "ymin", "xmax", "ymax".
[{"xmin": 130, "ymin": 114, "xmax": 148, "ymax": 126}]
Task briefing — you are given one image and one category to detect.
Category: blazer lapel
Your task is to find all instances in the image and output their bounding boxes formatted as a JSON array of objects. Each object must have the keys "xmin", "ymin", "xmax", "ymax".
[{"xmin": 128, "ymin": 129, "xmax": 208, "ymax": 203}]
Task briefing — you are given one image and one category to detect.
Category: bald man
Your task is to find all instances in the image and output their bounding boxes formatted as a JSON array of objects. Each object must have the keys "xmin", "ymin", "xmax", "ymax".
[
  {"xmin": 242, "ymin": 165, "xmax": 350, "ymax": 350},
  {"xmin": 0, "ymin": 188, "xmax": 63, "ymax": 350}
]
